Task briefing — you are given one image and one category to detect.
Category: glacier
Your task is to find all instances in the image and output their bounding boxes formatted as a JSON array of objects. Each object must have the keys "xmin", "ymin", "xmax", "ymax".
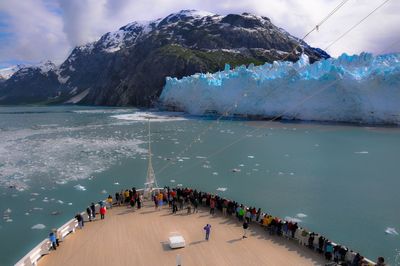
[{"xmin": 160, "ymin": 53, "xmax": 400, "ymax": 125}]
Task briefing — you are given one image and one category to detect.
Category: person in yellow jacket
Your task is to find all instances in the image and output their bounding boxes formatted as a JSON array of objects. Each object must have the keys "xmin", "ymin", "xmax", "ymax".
[
  {"xmin": 107, "ymin": 195, "xmax": 113, "ymax": 209},
  {"xmin": 157, "ymin": 192, "xmax": 164, "ymax": 210}
]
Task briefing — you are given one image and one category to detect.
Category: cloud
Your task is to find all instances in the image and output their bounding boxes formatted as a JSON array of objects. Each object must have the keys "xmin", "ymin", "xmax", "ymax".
[
  {"xmin": 0, "ymin": 0, "xmax": 69, "ymax": 65},
  {"xmin": 0, "ymin": 0, "xmax": 399, "ymax": 67}
]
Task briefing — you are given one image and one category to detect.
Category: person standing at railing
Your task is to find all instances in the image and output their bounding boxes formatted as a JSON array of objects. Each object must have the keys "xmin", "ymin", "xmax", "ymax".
[
  {"xmin": 52, "ymin": 229, "xmax": 60, "ymax": 247},
  {"xmin": 49, "ymin": 232, "xmax": 57, "ymax": 250},
  {"xmin": 86, "ymin": 207, "xmax": 92, "ymax": 222},
  {"xmin": 100, "ymin": 205, "xmax": 106, "ymax": 219},
  {"xmin": 75, "ymin": 213, "xmax": 84, "ymax": 229},
  {"xmin": 107, "ymin": 195, "xmax": 113, "ymax": 209},
  {"xmin": 90, "ymin": 203, "xmax": 96, "ymax": 220},
  {"xmin": 376, "ymin": 256, "xmax": 386, "ymax": 266},
  {"xmin": 137, "ymin": 193, "xmax": 143, "ymax": 209}
]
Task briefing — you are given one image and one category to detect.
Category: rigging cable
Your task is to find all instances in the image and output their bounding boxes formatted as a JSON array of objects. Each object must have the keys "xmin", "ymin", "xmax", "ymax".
[{"xmin": 325, "ymin": 0, "xmax": 391, "ymax": 51}]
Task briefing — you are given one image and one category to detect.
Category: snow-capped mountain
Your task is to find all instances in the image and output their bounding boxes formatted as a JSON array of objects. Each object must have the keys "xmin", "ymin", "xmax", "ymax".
[{"xmin": 0, "ymin": 10, "xmax": 329, "ymax": 106}]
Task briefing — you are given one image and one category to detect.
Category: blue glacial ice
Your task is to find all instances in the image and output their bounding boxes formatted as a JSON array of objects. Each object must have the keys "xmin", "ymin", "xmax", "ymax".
[{"xmin": 160, "ymin": 53, "xmax": 400, "ymax": 124}]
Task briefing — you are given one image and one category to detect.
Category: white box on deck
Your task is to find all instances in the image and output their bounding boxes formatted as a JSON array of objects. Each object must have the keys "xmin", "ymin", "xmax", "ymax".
[{"xmin": 168, "ymin": 235, "xmax": 185, "ymax": 249}]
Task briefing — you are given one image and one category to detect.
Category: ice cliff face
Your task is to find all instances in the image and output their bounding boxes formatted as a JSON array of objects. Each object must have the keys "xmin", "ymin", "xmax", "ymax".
[{"xmin": 160, "ymin": 53, "xmax": 400, "ymax": 125}]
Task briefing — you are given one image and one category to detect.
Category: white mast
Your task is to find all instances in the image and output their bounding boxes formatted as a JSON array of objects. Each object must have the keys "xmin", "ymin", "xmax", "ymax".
[{"xmin": 144, "ymin": 118, "xmax": 158, "ymax": 195}]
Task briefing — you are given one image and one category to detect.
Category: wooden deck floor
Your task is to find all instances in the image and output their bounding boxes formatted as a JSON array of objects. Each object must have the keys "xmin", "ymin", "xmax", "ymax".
[{"xmin": 40, "ymin": 202, "xmax": 326, "ymax": 266}]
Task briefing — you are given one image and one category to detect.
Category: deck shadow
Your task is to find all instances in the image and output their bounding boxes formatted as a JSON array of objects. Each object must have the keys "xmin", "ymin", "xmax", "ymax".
[{"xmin": 227, "ymin": 237, "xmax": 243, "ymax": 244}]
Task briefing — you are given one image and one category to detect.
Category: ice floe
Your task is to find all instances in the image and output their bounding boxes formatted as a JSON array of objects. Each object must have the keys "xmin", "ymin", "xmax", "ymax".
[
  {"xmin": 111, "ymin": 112, "xmax": 187, "ymax": 122},
  {"xmin": 31, "ymin": 224, "xmax": 46, "ymax": 230},
  {"xmin": 284, "ymin": 216, "xmax": 302, "ymax": 223},
  {"xmin": 216, "ymin": 187, "xmax": 227, "ymax": 192},
  {"xmin": 354, "ymin": 151, "xmax": 369, "ymax": 154},
  {"xmin": 385, "ymin": 227, "xmax": 399, "ymax": 235},
  {"xmin": 74, "ymin": 184, "xmax": 86, "ymax": 191},
  {"xmin": 296, "ymin": 213, "xmax": 308, "ymax": 218}
]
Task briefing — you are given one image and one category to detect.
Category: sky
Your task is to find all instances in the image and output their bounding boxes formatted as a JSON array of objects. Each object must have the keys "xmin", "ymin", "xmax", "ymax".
[{"xmin": 0, "ymin": 0, "xmax": 399, "ymax": 68}]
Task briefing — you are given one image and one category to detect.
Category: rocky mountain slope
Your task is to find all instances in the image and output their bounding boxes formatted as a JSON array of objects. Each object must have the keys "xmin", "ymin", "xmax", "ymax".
[{"xmin": 0, "ymin": 10, "xmax": 329, "ymax": 106}]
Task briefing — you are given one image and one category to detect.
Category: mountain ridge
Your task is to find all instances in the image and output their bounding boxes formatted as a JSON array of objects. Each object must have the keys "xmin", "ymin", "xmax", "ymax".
[{"xmin": 0, "ymin": 9, "xmax": 330, "ymax": 106}]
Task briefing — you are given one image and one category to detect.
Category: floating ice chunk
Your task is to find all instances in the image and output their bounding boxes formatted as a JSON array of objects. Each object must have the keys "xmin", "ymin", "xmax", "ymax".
[
  {"xmin": 42, "ymin": 199, "xmax": 49, "ymax": 203},
  {"xmin": 5, "ymin": 219, "xmax": 13, "ymax": 222},
  {"xmin": 195, "ymin": 156, "xmax": 207, "ymax": 159},
  {"xmin": 4, "ymin": 208, "xmax": 11, "ymax": 214},
  {"xmin": 33, "ymin": 207, "xmax": 43, "ymax": 210},
  {"xmin": 111, "ymin": 112, "xmax": 187, "ymax": 122},
  {"xmin": 290, "ymin": 172, "xmax": 295, "ymax": 176},
  {"xmin": 296, "ymin": 213, "xmax": 307, "ymax": 218},
  {"xmin": 56, "ymin": 180, "xmax": 67, "ymax": 185},
  {"xmin": 212, "ymin": 172, "xmax": 219, "ymax": 176},
  {"xmin": 31, "ymin": 224, "xmax": 46, "ymax": 230},
  {"xmin": 278, "ymin": 172, "xmax": 284, "ymax": 175},
  {"xmin": 25, "ymin": 213, "xmax": 30, "ymax": 216},
  {"xmin": 232, "ymin": 168, "xmax": 241, "ymax": 172},
  {"xmin": 31, "ymin": 193, "xmax": 40, "ymax": 196},
  {"xmin": 247, "ymin": 155, "xmax": 255, "ymax": 159},
  {"xmin": 216, "ymin": 187, "xmax": 227, "ymax": 192},
  {"xmin": 354, "ymin": 151, "xmax": 369, "ymax": 154},
  {"xmin": 68, "ymin": 203, "xmax": 73, "ymax": 206},
  {"xmin": 239, "ymin": 164, "xmax": 245, "ymax": 167},
  {"xmin": 177, "ymin": 184, "xmax": 183, "ymax": 187},
  {"xmin": 385, "ymin": 227, "xmax": 399, "ymax": 235},
  {"xmin": 170, "ymin": 179, "xmax": 176, "ymax": 183},
  {"xmin": 202, "ymin": 164, "xmax": 211, "ymax": 169},
  {"xmin": 57, "ymin": 200, "xmax": 64, "ymax": 204},
  {"xmin": 284, "ymin": 216, "xmax": 302, "ymax": 223},
  {"xmin": 113, "ymin": 182, "xmax": 120, "ymax": 185},
  {"xmin": 178, "ymin": 159, "xmax": 184, "ymax": 162},
  {"xmin": 101, "ymin": 190, "xmax": 107, "ymax": 194},
  {"xmin": 74, "ymin": 184, "xmax": 86, "ymax": 191}
]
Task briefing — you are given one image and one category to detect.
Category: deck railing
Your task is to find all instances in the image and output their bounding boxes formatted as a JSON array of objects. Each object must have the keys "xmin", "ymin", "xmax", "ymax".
[{"xmin": 14, "ymin": 187, "xmax": 160, "ymax": 266}]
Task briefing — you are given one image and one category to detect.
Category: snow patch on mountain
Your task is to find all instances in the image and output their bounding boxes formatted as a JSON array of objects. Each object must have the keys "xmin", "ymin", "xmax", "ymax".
[
  {"xmin": 161, "ymin": 52, "xmax": 400, "ymax": 125},
  {"xmin": 0, "ymin": 66, "xmax": 23, "ymax": 80}
]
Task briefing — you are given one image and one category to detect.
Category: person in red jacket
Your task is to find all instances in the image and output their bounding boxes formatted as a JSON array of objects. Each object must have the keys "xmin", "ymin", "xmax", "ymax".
[{"xmin": 100, "ymin": 205, "xmax": 106, "ymax": 219}]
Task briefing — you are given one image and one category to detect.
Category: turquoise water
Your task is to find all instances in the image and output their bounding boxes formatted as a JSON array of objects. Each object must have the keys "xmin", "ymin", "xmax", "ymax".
[{"xmin": 0, "ymin": 106, "xmax": 399, "ymax": 265}]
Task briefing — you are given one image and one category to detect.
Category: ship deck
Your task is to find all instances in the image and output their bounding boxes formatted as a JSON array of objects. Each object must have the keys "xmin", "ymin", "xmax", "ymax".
[{"xmin": 39, "ymin": 202, "xmax": 326, "ymax": 266}]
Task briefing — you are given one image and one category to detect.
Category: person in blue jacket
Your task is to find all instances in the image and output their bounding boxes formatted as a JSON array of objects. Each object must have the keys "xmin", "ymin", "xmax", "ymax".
[
  {"xmin": 204, "ymin": 224, "xmax": 211, "ymax": 241},
  {"xmin": 49, "ymin": 232, "xmax": 57, "ymax": 250}
]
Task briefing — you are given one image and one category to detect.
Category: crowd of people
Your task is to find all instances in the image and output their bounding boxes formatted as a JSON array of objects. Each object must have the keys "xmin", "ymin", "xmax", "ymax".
[{"xmin": 48, "ymin": 186, "xmax": 385, "ymax": 266}]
